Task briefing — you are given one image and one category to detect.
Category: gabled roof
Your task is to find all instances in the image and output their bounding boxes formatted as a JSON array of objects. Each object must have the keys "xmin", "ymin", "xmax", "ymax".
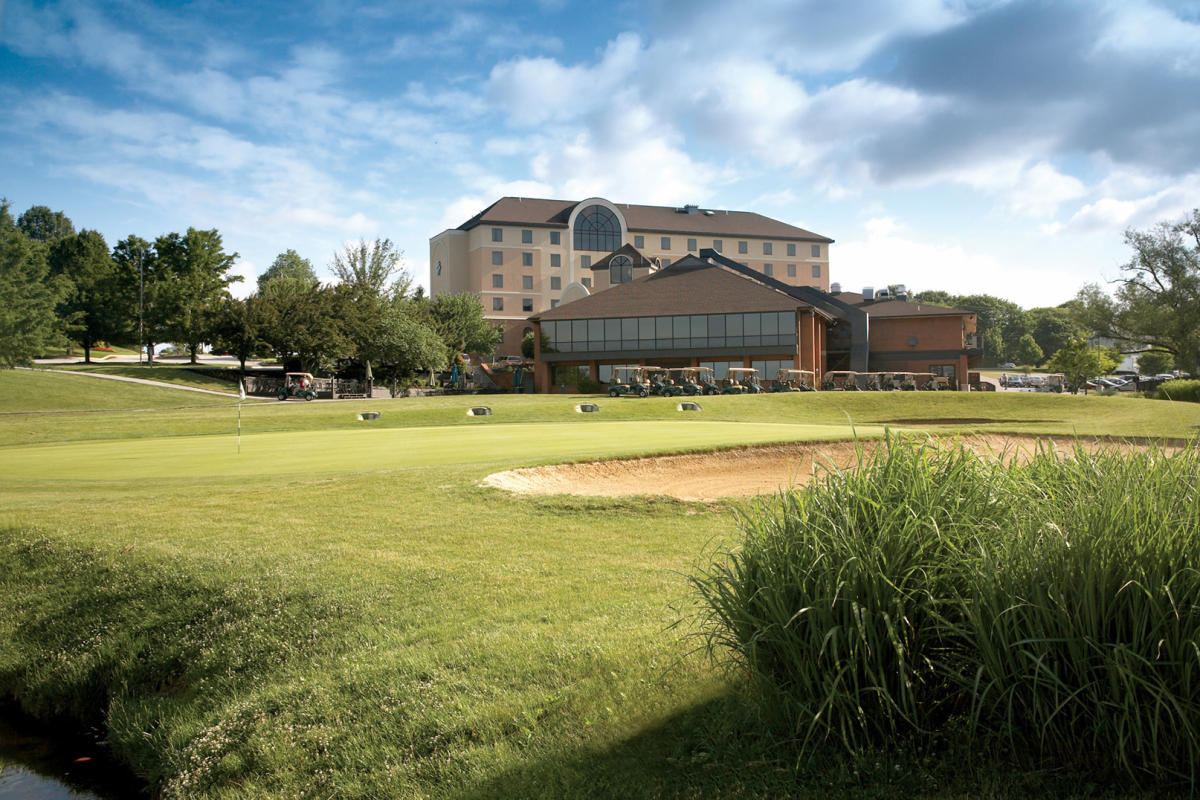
[
  {"xmin": 834, "ymin": 291, "xmax": 974, "ymax": 318},
  {"xmin": 531, "ymin": 256, "xmax": 814, "ymax": 321},
  {"xmin": 588, "ymin": 243, "xmax": 655, "ymax": 270},
  {"xmin": 456, "ymin": 197, "xmax": 833, "ymax": 242}
]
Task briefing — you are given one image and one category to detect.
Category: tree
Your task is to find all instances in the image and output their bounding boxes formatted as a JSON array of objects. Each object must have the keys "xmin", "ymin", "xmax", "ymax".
[
  {"xmin": 365, "ymin": 305, "xmax": 446, "ymax": 387},
  {"xmin": 521, "ymin": 329, "xmax": 551, "ymax": 359},
  {"xmin": 1075, "ymin": 209, "xmax": 1200, "ymax": 374},
  {"xmin": 48, "ymin": 229, "xmax": 120, "ymax": 362},
  {"xmin": 1026, "ymin": 306, "xmax": 1084, "ymax": 360},
  {"xmin": 258, "ymin": 249, "xmax": 317, "ymax": 291},
  {"xmin": 17, "ymin": 205, "xmax": 75, "ymax": 242},
  {"xmin": 209, "ymin": 295, "xmax": 265, "ymax": 372},
  {"xmin": 0, "ymin": 199, "xmax": 71, "ymax": 366},
  {"xmin": 256, "ymin": 279, "xmax": 348, "ymax": 373},
  {"xmin": 424, "ymin": 293, "xmax": 502, "ymax": 361},
  {"xmin": 154, "ymin": 228, "xmax": 241, "ymax": 363},
  {"xmin": 1046, "ymin": 338, "xmax": 1120, "ymax": 394},
  {"xmin": 112, "ymin": 235, "xmax": 168, "ymax": 364},
  {"xmin": 1015, "ymin": 333, "xmax": 1044, "ymax": 367},
  {"xmin": 330, "ymin": 238, "xmax": 410, "ymax": 300},
  {"xmin": 1137, "ymin": 350, "xmax": 1174, "ymax": 376}
]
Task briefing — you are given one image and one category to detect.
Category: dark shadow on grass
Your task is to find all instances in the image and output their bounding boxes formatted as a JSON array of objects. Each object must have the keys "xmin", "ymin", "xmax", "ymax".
[{"xmin": 458, "ymin": 690, "xmax": 1181, "ymax": 800}]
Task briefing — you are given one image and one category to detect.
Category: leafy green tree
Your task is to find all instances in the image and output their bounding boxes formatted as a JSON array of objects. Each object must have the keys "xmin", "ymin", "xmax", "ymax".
[
  {"xmin": 1075, "ymin": 209, "xmax": 1200, "ymax": 374},
  {"xmin": 1026, "ymin": 306, "xmax": 1084, "ymax": 360},
  {"xmin": 258, "ymin": 249, "xmax": 317, "ymax": 291},
  {"xmin": 366, "ymin": 305, "xmax": 446, "ymax": 387},
  {"xmin": 1137, "ymin": 350, "xmax": 1174, "ymax": 376},
  {"xmin": 48, "ymin": 229, "xmax": 122, "ymax": 362},
  {"xmin": 1015, "ymin": 333, "xmax": 1044, "ymax": 367},
  {"xmin": 17, "ymin": 205, "xmax": 75, "ymax": 242},
  {"xmin": 112, "ymin": 235, "xmax": 170, "ymax": 364},
  {"xmin": 209, "ymin": 295, "xmax": 265, "ymax": 372},
  {"xmin": 256, "ymin": 279, "xmax": 348, "ymax": 373},
  {"xmin": 521, "ymin": 329, "xmax": 551, "ymax": 360},
  {"xmin": 153, "ymin": 228, "xmax": 241, "ymax": 363},
  {"xmin": 330, "ymin": 238, "xmax": 410, "ymax": 300},
  {"xmin": 1046, "ymin": 338, "xmax": 1120, "ymax": 394},
  {"xmin": 424, "ymin": 292, "xmax": 502, "ymax": 361},
  {"xmin": 0, "ymin": 199, "xmax": 71, "ymax": 366}
]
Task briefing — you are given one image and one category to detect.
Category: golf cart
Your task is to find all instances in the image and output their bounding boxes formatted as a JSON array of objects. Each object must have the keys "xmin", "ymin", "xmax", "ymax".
[
  {"xmin": 772, "ymin": 369, "xmax": 816, "ymax": 392},
  {"xmin": 646, "ymin": 367, "xmax": 683, "ymax": 397},
  {"xmin": 916, "ymin": 373, "xmax": 949, "ymax": 391},
  {"xmin": 668, "ymin": 367, "xmax": 703, "ymax": 396},
  {"xmin": 1039, "ymin": 373, "xmax": 1066, "ymax": 393},
  {"xmin": 278, "ymin": 372, "xmax": 318, "ymax": 401},
  {"xmin": 691, "ymin": 366, "xmax": 721, "ymax": 395},
  {"xmin": 608, "ymin": 366, "xmax": 652, "ymax": 398},
  {"xmin": 861, "ymin": 372, "xmax": 887, "ymax": 391},
  {"xmin": 722, "ymin": 367, "xmax": 764, "ymax": 394},
  {"xmin": 822, "ymin": 370, "xmax": 859, "ymax": 391}
]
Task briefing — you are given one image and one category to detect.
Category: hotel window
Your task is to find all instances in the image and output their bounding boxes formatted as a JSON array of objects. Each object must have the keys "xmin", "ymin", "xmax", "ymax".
[
  {"xmin": 812, "ymin": 264, "xmax": 822, "ymax": 278},
  {"xmin": 550, "ymin": 253, "xmax": 561, "ymax": 267},
  {"xmin": 521, "ymin": 229, "xmax": 532, "ymax": 244},
  {"xmin": 581, "ymin": 277, "xmax": 591, "ymax": 288},
  {"xmin": 492, "ymin": 274, "xmax": 503, "ymax": 288},
  {"xmin": 763, "ymin": 242, "xmax": 773, "ymax": 255},
  {"xmin": 573, "ymin": 204, "xmax": 621, "ymax": 251},
  {"xmin": 787, "ymin": 263, "xmax": 796, "ymax": 277},
  {"xmin": 550, "ymin": 276, "xmax": 561, "ymax": 290},
  {"xmin": 764, "ymin": 263, "xmax": 773, "ymax": 276},
  {"xmin": 522, "ymin": 275, "xmax": 533, "ymax": 290},
  {"xmin": 581, "ymin": 255, "xmax": 591, "ymax": 268},
  {"xmin": 712, "ymin": 239, "xmax": 723, "ymax": 252},
  {"xmin": 522, "ymin": 298, "xmax": 533, "ymax": 312},
  {"xmin": 738, "ymin": 241, "xmax": 748, "ymax": 254},
  {"xmin": 522, "ymin": 252, "xmax": 533, "ymax": 267},
  {"xmin": 492, "ymin": 297, "xmax": 504, "ymax": 311},
  {"xmin": 811, "ymin": 244, "xmax": 821, "ymax": 257},
  {"xmin": 550, "ymin": 231, "xmax": 560, "ymax": 245},
  {"xmin": 492, "ymin": 251, "xmax": 503, "ymax": 265},
  {"xmin": 634, "ymin": 234, "xmax": 644, "ymax": 248},
  {"xmin": 609, "ymin": 254, "xmax": 633, "ymax": 284},
  {"xmin": 661, "ymin": 236, "xmax": 671, "ymax": 250},
  {"xmin": 491, "ymin": 228, "xmax": 503, "ymax": 242},
  {"xmin": 661, "ymin": 258, "xmax": 671, "ymax": 267},
  {"xmin": 687, "ymin": 237, "xmax": 697, "ymax": 251},
  {"xmin": 787, "ymin": 243, "xmax": 796, "ymax": 257},
  {"xmin": 551, "ymin": 299, "xmax": 559, "ymax": 308}
]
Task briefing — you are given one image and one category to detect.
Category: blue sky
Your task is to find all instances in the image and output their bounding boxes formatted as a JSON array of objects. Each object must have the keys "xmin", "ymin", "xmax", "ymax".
[{"xmin": 2, "ymin": 0, "xmax": 1198, "ymax": 307}]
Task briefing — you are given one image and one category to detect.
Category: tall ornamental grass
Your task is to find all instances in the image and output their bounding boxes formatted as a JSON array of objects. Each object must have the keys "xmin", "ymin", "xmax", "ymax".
[
  {"xmin": 1156, "ymin": 379, "xmax": 1200, "ymax": 403},
  {"xmin": 694, "ymin": 435, "xmax": 1200, "ymax": 783}
]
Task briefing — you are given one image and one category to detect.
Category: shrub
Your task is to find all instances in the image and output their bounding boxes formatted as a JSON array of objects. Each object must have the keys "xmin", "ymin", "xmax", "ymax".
[
  {"xmin": 694, "ymin": 436, "xmax": 1200, "ymax": 784},
  {"xmin": 1156, "ymin": 379, "xmax": 1200, "ymax": 403}
]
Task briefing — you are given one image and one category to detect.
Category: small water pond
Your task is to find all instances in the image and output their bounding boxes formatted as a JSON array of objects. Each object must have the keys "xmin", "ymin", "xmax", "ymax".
[{"xmin": 0, "ymin": 707, "xmax": 141, "ymax": 800}]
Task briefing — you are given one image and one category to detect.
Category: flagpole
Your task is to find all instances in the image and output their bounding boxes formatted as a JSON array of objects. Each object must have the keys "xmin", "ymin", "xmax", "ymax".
[{"xmin": 237, "ymin": 379, "xmax": 246, "ymax": 455}]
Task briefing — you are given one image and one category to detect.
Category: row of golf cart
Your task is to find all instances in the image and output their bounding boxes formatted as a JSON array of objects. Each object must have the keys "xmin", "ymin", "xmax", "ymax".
[
  {"xmin": 820, "ymin": 370, "xmax": 955, "ymax": 391},
  {"xmin": 607, "ymin": 366, "xmax": 817, "ymax": 397}
]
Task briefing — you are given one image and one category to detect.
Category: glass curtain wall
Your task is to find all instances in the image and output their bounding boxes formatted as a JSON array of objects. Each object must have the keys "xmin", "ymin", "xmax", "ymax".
[{"xmin": 542, "ymin": 311, "xmax": 797, "ymax": 354}]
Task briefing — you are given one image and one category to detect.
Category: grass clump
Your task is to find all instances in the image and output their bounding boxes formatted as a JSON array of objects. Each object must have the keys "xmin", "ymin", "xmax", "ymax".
[
  {"xmin": 1156, "ymin": 379, "xmax": 1200, "ymax": 403},
  {"xmin": 694, "ymin": 435, "xmax": 1200, "ymax": 785}
]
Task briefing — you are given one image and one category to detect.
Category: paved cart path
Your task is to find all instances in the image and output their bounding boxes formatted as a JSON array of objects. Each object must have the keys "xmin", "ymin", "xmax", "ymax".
[{"xmin": 21, "ymin": 367, "xmax": 242, "ymax": 398}]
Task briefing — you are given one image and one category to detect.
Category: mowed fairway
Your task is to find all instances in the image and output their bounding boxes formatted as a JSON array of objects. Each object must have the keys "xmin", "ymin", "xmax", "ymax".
[
  {"xmin": 0, "ymin": 420, "xmax": 882, "ymax": 481},
  {"xmin": 2, "ymin": 370, "xmax": 1199, "ymax": 799}
]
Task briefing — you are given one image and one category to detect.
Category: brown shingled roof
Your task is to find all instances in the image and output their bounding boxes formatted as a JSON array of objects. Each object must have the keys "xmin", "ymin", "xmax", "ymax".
[
  {"xmin": 458, "ymin": 197, "xmax": 833, "ymax": 243},
  {"xmin": 532, "ymin": 257, "xmax": 809, "ymax": 321},
  {"xmin": 588, "ymin": 243, "xmax": 655, "ymax": 270},
  {"xmin": 835, "ymin": 291, "xmax": 974, "ymax": 318}
]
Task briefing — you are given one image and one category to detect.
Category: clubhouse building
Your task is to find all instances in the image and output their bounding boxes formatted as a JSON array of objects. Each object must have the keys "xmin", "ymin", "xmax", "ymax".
[{"xmin": 429, "ymin": 196, "xmax": 980, "ymax": 392}]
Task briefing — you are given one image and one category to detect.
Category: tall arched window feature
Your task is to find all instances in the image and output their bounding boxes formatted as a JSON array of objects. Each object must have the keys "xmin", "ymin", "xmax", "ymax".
[
  {"xmin": 609, "ymin": 254, "xmax": 633, "ymax": 285},
  {"xmin": 573, "ymin": 205, "xmax": 621, "ymax": 252}
]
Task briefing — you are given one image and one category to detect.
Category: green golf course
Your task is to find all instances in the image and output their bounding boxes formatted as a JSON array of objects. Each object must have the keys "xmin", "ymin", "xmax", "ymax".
[{"xmin": 2, "ymin": 369, "xmax": 1197, "ymax": 799}]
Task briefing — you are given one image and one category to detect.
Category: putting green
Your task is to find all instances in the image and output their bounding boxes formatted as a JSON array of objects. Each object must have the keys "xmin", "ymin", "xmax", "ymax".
[{"xmin": 0, "ymin": 420, "xmax": 883, "ymax": 482}]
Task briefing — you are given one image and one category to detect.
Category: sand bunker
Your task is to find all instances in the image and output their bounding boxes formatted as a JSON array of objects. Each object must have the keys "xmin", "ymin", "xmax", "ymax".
[{"xmin": 482, "ymin": 435, "xmax": 1182, "ymax": 502}]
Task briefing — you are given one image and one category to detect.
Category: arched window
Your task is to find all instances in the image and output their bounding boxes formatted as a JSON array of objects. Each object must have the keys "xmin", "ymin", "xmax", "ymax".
[
  {"xmin": 609, "ymin": 254, "xmax": 633, "ymax": 285},
  {"xmin": 573, "ymin": 205, "xmax": 621, "ymax": 252}
]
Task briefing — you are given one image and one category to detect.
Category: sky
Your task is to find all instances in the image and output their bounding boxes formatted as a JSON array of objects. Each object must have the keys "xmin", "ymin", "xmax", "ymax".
[{"xmin": 2, "ymin": 0, "xmax": 1198, "ymax": 308}]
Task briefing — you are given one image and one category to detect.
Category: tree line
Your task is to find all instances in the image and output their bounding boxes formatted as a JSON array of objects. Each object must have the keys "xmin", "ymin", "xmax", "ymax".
[{"xmin": 0, "ymin": 199, "xmax": 500, "ymax": 381}]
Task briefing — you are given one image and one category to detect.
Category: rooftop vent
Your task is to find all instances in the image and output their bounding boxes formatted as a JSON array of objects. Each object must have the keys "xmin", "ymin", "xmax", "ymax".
[
  {"xmin": 830, "ymin": 282, "xmax": 842, "ymax": 294},
  {"xmin": 877, "ymin": 288, "xmax": 891, "ymax": 300},
  {"xmin": 703, "ymin": 210, "xmax": 715, "ymax": 216},
  {"xmin": 863, "ymin": 286, "xmax": 875, "ymax": 301},
  {"xmin": 679, "ymin": 204, "xmax": 700, "ymax": 214}
]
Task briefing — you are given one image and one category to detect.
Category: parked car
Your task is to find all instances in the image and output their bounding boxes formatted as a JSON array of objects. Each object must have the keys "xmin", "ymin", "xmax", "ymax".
[
  {"xmin": 1000, "ymin": 362, "xmax": 1016, "ymax": 369},
  {"xmin": 493, "ymin": 355, "xmax": 524, "ymax": 366}
]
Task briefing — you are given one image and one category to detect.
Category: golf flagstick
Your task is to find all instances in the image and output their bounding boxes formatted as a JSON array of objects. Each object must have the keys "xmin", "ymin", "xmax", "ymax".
[{"xmin": 237, "ymin": 379, "xmax": 246, "ymax": 454}]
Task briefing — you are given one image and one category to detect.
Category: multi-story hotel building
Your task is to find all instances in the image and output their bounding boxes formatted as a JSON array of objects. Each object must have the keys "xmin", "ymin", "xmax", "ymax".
[{"xmin": 429, "ymin": 196, "xmax": 833, "ymax": 354}]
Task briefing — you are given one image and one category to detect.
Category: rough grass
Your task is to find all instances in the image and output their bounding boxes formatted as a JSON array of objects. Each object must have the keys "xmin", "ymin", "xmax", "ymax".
[
  {"xmin": 2, "ymin": 373, "xmax": 1199, "ymax": 798},
  {"xmin": 694, "ymin": 436, "xmax": 1200, "ymax": 787}
]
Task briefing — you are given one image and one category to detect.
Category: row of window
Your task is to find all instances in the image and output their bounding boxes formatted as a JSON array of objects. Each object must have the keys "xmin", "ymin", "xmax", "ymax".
[
  {"xmin": 488, "ymin": 249, "xmax": 817, "ymax": 279},
  {"xmin": 492, "ymin": 297, "xmax": 541, "ymax": 313},
  {"xmin": 491, "ymin": 275, "xmax": 567, "ymax": 291},
  {"xmin": 490, "ymin": 225, "xmax": 824, "ymax": 259},
  {"xmin": 494, "ymin": 227, "xmax": 563, "ymax": 246},
  {"xmin": 592, "ymin": 358, "xmax": 796, "ymax": 383},
  {"xmin": 542, "ymin": 312, "xmax": 799, "ymax": 354}
]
